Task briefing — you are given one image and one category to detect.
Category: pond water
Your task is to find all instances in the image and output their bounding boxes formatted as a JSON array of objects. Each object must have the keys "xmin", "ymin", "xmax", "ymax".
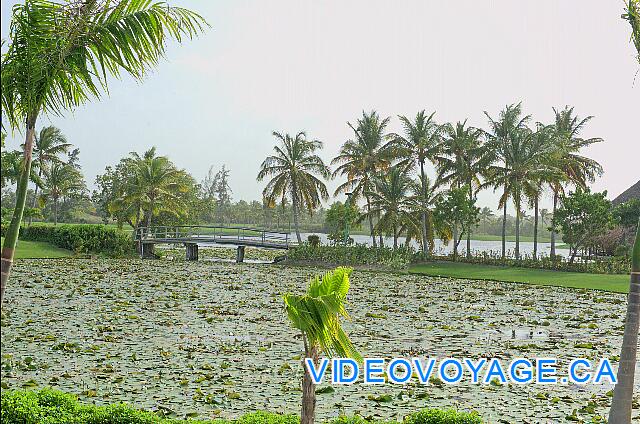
[
  {"xmin": 1, "ymin": 259, "xmax": 635, "ymax": 422},
  {"xmin": 292, "ymin": 232, "xmax": 571, "ymax": 258}
]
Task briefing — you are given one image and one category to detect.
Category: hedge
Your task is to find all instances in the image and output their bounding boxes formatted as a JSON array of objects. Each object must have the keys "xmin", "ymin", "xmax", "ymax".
[
  {"xmin": 1, "ymin": 224, "xmax": 134, "ymax": 256},
  {"xmin": 288, "ymin": 244, "xmax": 415, "ymax": 269},
  {"xmin": 0, "ymin": 389, "xmax": 482, "ymax": 424}
]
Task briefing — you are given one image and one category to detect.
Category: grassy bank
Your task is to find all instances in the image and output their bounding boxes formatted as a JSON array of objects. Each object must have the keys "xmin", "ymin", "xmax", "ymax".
[
  {"xmin": 0, "ymin": 237, "xmax": 72, "ymax": 259},
  {"xmin": 410, "ymin": 261, "xmax": 629, "ymax": 293}
]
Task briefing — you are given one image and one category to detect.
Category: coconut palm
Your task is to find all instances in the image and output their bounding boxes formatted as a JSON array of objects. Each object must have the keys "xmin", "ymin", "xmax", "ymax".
[
  {"xmin": 332, "ymin": 111, "xmax": 395, "ymax": 248},
  {"xmin": 366, "ymin": 166, "xmax": 415, "ymax": 249},
  {"xmin": 547, "ymin": 106, "xmax": 603, "ymax": 257},
  {"xmin": 258, "ymin": 131, "xmax": 331, "ymax": 243},
  {"xmin": 400, "ymin": 176, "xmax": 445, "ymax": 253},
  {"xmin": 284, "ymin": 267, "xmax": 361, "ymax": 424},
  {"xmin": 483, "ymin": 103, "xmax": 531, "ymax": 259},
  {"xmin": 390, "ymin": 111, "xmax": 443, "ymax": 256},
  {"xmin": 0, "ymin": 0, "xmax": 207, "ymax": 304},
  {"xmin": 436, "ymin": 120, "xmax": 486, "ymax": 258},
  {"xmin": 29, "ymin": 126, "xmax": 72, "ymax": 224},
  {"xmin": 624, "ymin": 0, "xmax": 640, "ymax": 63},
  {"xmin": 608, "ymin": 220, "xmax": 640, "ymax": 424},
  {"xmin": 40, "ymin": 162, "xmax": 86, "ymax": 224},
  {"xmin": 478, "ymin": 207, "xmax": 494, "ymax": 234}
]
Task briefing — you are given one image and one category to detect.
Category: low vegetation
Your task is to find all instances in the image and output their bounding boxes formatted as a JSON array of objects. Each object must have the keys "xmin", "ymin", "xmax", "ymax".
[{"xmin": 288, "ymin": 245, "xmax": 415, "ymax": 269}]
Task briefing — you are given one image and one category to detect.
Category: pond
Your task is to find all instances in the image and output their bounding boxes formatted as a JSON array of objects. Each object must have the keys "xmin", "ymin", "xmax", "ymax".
[{"xmin": 0, "ymin": 258, "xmax": 635, "ymax": 422}]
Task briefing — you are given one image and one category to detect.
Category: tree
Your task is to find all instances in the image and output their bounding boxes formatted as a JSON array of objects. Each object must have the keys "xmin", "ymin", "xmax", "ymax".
[
  {"xmin": 28, "ymin": 126, "xmax": 72, "ymax": 225},
  {"xmin": 40, "ymin": 163, "xmax": 86, "ymax": 224},
  {"xmin": 484, "ymin": 103, "xmax": 531, "ymax": 259},
  {"xmin": 547, "ymin": 106, "xmax": 603, "ymax": 257},
  {"xmin": 437, "ymin": 120, "xmax": 486, "ymax": 258},
  {"xmin": 478, "ymin": 207, "xmax": 494, "ymax": 233},
  {"xmin": 325, "ymin": 201, "xmax": 359, "ymax": 245},
  {"xmin": 552, "ymin": 189, "xmax": 615, "ymax": 263},
  {"xmin": 366, "ymin": 166, "xmax": 414, "ymax": 249},
  {"xmin": 623, "ymin": 0, "xmax": 640, "ymax": 63},
  {"xmin": 283, "ymin": 267, "xmax": 361, "ymax": 424},
  {"xmin": 433, "ymin": 185, "xmax": 479, "ymax": 260},
  {"xmin": 202, "ymin": 165, "xmax": 233, "ymax": 224},
  {"xmin": 332, "ymin": 111, "xmax": 395, "ymax": 248},
  {"xmin": 608, "ymin": 219, "xmax": 640, "ymax": 424},
  {"xmin": 258, "ymin": 131, "xmax": 331, "ymax": 243},
  {"xmin": 0, "ymin": 0, "xmax": 207, "ymax": 304},
  {"xmin": 391, "ymin": 111, "xmax": 443, "ymax": 257}
]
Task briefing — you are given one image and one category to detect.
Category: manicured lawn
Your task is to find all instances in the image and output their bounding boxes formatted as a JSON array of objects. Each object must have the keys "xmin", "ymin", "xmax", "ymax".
[
  {"xmin": 409, "ymin": 261, "xmax": 630, "ymax": 293},
  {"xmin": 0, "ymin": 237, "xmax": 72, "ymax": 259}
]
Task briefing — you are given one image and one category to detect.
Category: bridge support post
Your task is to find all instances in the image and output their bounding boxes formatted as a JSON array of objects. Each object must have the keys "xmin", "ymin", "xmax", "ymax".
[
  {"xmin": 236, "ymin": 245, "xmax": 245, "ymax": 263},
  {"xmin": 185, "ymin": 243, "xmax": 199, "ymax": 261},
  {"xmin": 141, "ymin": 243, "xmax": 156, "ymax": 259}
]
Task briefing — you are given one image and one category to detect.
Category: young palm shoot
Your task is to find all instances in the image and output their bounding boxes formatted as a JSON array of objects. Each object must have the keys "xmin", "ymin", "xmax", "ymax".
[
  {"xmin": 283, "ymin": 267, "xmax": 361, "ymax": 424},
  {"xmin": 608, "ymin": 218, "xmax": 640, "ymax": 424}
]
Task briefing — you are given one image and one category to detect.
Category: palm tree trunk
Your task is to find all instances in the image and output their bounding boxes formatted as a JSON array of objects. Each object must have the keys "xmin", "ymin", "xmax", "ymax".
[
  {"xmin": 419, "ymin": 161, "xmax": 428, "ymax": 258},
  {"xmin": 501, "ymin": 201, "xmax": 507, "ymax": 260},
  {"xmin": 1, "ymin": 115, "xmax": 38, "ymax": 305},
  {"xmin": 453, "ymin": 222, "xmax": 458, "ymax": 261},
  {"xmin": 533, "ymin": 197, "xmax": 539, "ymax": 260},
  {"xmin": 292, "ymin": 196, "xmax": 302, "ymax": 244},
  {"xmin": 365, "ymin": 195, "xmax": 377, "ymax": 248},
  {"xmin": 467, "ymin": 182, "xmax": 473, "ymax": 259},
  {"xmin": 515, "ymin": 205, "xmax": 520, "ymax": 259},
  {"xmin": 550, "ymin": 191, "xmax": 558, "ymax": 258},
  {"xmin": 53, "ymin": 198, "xmax": 59, "ymax": 225},
  {"xmin": 301, "ymin": 338, "xmax": 318, "ymax": 424},
  {"xmin": 28, "ymin": 167, "xmax": 43, "ymax": 226},
  {"xmin": 608, "ymin": 219, "xmax": 640, "ymax": 424},
  {"xmin": 393, "ymin": 223, "xmax": 398, "ymax": 250}
]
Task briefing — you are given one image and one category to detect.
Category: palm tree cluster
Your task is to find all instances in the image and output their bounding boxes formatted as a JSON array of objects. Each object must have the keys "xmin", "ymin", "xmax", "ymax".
[{"xmin": 260, "ymin": 104, "xmax": 603, "ymax": 259}]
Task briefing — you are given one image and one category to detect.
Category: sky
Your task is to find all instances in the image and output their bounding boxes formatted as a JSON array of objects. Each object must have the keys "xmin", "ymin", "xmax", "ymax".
[{"xmin": 1, "ymin": 0, "xmax": 638, "ymax": 213}]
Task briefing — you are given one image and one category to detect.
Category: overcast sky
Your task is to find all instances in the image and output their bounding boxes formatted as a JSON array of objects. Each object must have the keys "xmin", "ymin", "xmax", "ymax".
[{"xmin": 2, "ymin": 1, "xmax": 638, "ymax": 212}]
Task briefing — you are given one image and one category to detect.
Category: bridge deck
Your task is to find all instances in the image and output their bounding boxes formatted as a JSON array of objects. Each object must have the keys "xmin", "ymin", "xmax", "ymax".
[{"xmin": 141, "ymin": 236, "xmax": 291, "ymax": 249}]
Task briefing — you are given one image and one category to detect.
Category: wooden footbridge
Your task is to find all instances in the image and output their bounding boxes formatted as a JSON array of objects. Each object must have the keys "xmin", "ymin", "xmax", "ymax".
[{"xmin": 135, "ymin": 225, "xmax": 294, "ymax": 262}]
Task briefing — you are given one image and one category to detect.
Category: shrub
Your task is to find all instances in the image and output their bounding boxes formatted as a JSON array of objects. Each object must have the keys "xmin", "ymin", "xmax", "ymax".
[
  {"xmin": 1, "ymin": 389, "xmax": 483, "ymax": 424},
  {"xmin": 288, "ymin": 244, "xmax": 414, "ymax": 269},
  {"xmin": 307, "ymin": 234, "xmax": 321, "ymax": 248},
  {"xmin": 10, "ymin": 224, "xmax": 134, "ymax": 256}
]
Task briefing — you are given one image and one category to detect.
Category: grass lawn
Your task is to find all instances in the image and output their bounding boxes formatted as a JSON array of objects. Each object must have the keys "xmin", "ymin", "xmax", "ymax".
[
  {"xmin": 0, "ymin": 237, "xmax": 72, "ymax": 259},
  {"xmin": 409, "ymin": 261, "xmax": 630, "ymax": 293}
]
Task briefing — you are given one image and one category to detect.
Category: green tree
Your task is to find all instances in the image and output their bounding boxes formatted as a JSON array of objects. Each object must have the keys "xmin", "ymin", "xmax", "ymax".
[
  {"xmin": 0, "ymin": 0, "xmax": 207, "ymax": 304},
  {"xmin": 437, "ymin": 120, "xmax": 486, "ymax": 258},
  {"xmin": 29, "ymin": 126, "xmax": 72, "ymax": 224},
  {"xmin": 552, "ymin": 189, "xmax": 615, "ymax": 263},
  {"xmin": 283, "ymin": 267, "xmax": 361, "ymax": 424},
  {"xmin": 258, "ymin": 131, "xmax": 331, "ymax": 243},
  {"xmin": 40, "ymin": 162, "xmax": 86, "ymax": 224},
  {"xmin": 478, "ymin": 207, "xmax": 495, "ymax": 233},
  {"xmin": 391, "ymin": 111, "xmax": 443, "ymax": 256},
  {"xmin": 324, "ymin": 201, "xmax": 359, "ymax": 245},
  {"xmin": 332, "ymin": 111, "xmax": 395, "ymax": 248},
  {"xmin": 547, "ymin": 106, "xmax": 603, "ymax": 257},
  {"xmin": 623, "ymin": 0, "xmax": 640, "ymax": 63},
  {"xmin": 483, "ymin": 103, "xmax": 531, "ymax": 259},
  {"xmin": 433, "ymin": 185, "xmax": 479, "ymax": 260},
  {"xmin": 366, "ymin": 166, "xmax": 415, "ymax": 249}
]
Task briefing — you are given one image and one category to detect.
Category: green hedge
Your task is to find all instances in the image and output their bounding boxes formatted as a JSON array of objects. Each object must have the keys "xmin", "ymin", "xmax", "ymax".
[
  {"xmin": 1, "ymin": 389, "xmax": 482, "ymax": 424},
  {"xmin": 288, "ymin": 244, "xmax": 415, "ymax": 269},
  {"xmin": 1, "ymin": 224, "xmax": 134, "ymax": 256}
]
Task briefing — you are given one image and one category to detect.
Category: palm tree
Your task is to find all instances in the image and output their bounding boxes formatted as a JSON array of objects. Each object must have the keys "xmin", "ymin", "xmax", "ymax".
[
  {"xmin": 366, "ymin": 166, "xmax": 414, "ymax": 249},
  {"xmin": 608, "ymin": 220, "xmax": 640, "ymax": 424},
  {"xmin": 40, "ymin": 162, "xmax": 85, "ymax": 224},
  {"xmin": 332, "ymin": 111, "xmax": 395, "ymax": 248},
  {"xmin": 29, "ymin": 126, "xmax": 72, "ymax": 224},
  {"xmin": 391, "ymin": 111, "xmax": 443, "ymax": 256},
  {"xmin": 284, "ymin": 267, "xmax": 361, "ymax": 424},
  {"xmin": 258, "ymin": 131, "xmax": 331, "ymax": 243},
  {"xmin": 548, "ymin": 106, "xmax": 603, "ymax": 257},
  {"xmin": 401, "ymin": 176, "xmax": 444, "ymax": 253},
  {"xmin": 483, "ymin": 103, "xmax": 531, "ymax": 259},
  {"xmin": 623, "ymin": 0, "xmax": 640, "ymax": 63},
  {"xmin": 478, "ymin": 207, "xmax": 494, "ymax": 234},
  {"xmin": 437, "ymin": 120, "xmax": 486, "ymax": 258},
  {"xmin": 0, "ymin": 0, "xmax": 207, "ymax": 304}
]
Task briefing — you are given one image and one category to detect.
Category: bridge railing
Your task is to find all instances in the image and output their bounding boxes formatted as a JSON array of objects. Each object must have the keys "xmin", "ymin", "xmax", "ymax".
[{"xmin": 135, "ymin": 225, "xmax": 292, "ymax": 247}]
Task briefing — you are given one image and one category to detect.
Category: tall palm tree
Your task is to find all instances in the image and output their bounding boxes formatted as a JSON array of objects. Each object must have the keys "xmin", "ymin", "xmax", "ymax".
[
  {"xmin": 0, "ymin": 0, "xmax": 207, "ymax": 304},
  {"xmin": 437, "ymin": 120, "xmax": 486, "ymax": 258},
  {"xmin": 284, "ymin": 267, "xmax": 361, "ymax": 424},
  {"xmin": 366, "ymin": 166, "xmax": 414, "ymax": 249},
  {"xmin": 258, "ymin": 131, "xmax": 331, "ymax": 243},
  {"xmin": 478, "ymin": 207, "xmax": 494, "ymax": 234},
  {"xmin": 29, "ymin": 126, "xmax": 72, "ymax": 224},
  {"xmin": 624, "ymin": 0, "xmax": 640, "ymax": 63},
  {"xmin": 483, "ymin": 103, "xmax": 531, "ymax": 259},
  {"xmin": 608, "ymin": 220, "xmax": 640, "ymax": 424},
  {"xmin": 548, "ymin": 106, "xmax": 603, "ymax": 257},
  {"xmin": 400, "ymin": 176, "xmax": 444, "ymax": 253},
  {"xmin": 391, "ymin": 111, "xmax": 443, "ymax": 256},
  {"xmin": 40, "ymin": 162, "xmax": 86, "ymax": 224}
]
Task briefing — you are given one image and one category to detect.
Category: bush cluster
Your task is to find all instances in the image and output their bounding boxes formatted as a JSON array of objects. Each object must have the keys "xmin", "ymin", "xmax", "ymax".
[
  {"xmin": 1, "ymin": 389, "xmax": 482, "ymax": 424},
  {"xmin": 1, "ymin": 224, "xmax": 134, "ymax": 256},
  {"xmin": 426, "ymin": 250, "xmax": 631, "ymax": 275},
  {"xmin": 288, "ymin": 244, "xmax": 415, "ymax": 269}
]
